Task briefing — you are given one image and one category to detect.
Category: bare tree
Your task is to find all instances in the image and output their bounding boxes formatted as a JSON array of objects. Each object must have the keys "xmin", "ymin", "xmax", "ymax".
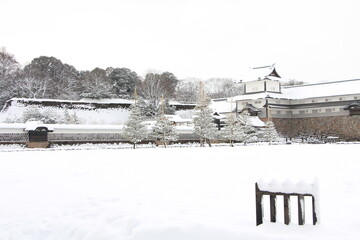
[
  {"xmin": 0, "ymin": 48, "xmax": 20, "ymax": 107},
  {"xmin": 281, "ymin": 79, "xmax": 305, "ymax": 86},
  {"xmin": 205, "ymin": 78, "xmax": 243, "ymax": 99},
  {"xmin": 22, "ymin": 56, "xmax": 80, "ymax": 99},
  {"xmin": 175, "ymin": 78, "xmax": 200, "ymax": 103},
  {"xmin": 14, "ymin": 69, "xmax": 49, "ymax": 98},
  {"xmin": 138, "ymin": 71, "xmax": 178, "ymax": 113}
]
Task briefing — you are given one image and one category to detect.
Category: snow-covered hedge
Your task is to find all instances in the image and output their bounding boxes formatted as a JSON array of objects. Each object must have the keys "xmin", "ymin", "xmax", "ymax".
[{"xmin": 0, "ymin": 102, "xmax": 131, "ymax": 124}]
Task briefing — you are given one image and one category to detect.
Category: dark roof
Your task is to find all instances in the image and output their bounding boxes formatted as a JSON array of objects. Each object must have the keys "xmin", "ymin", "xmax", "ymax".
[
  {"xmin": 242, "ymin": 104, "xmax": 261, "ymax": 113},
  {"xmin": 344, "ymin": 102, "xmax": 360, "ymax": 110}
]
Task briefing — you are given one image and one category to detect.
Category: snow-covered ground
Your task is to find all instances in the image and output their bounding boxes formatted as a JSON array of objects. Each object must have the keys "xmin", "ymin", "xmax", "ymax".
[{"xmin": 0, "ymin": 144, "xmax": 359, "ymax": 239}]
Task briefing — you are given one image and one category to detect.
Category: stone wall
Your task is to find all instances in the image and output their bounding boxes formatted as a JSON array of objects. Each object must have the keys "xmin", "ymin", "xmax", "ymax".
[{"xmin": 265, "ymin": 115, "xmax": 360, "ymax": 140}]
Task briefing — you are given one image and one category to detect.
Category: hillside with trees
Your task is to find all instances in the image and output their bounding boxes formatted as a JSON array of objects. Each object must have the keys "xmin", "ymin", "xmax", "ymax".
[{"xmin": 0, "ymin": 48, "xmax": 243, "ymax": 110}]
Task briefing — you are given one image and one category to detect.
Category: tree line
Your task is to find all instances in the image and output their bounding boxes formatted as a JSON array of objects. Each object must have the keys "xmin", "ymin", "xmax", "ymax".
[
  {"xmin": 0, "ymin": 48, "xmax": 244, "ymax": 112},
  {"xmin": 124, "ymin": 90, "xmax": 279, "ymax": 149}
]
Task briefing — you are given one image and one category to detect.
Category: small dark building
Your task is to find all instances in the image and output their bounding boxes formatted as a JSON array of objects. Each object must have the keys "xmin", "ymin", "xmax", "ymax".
[
  {"xmin": 28, "ymin": 127, "xmax": 52, "ymax": 142},
  {"xmin": 25, "ymin": 124, "xmax": 54, "ymax": 148}
]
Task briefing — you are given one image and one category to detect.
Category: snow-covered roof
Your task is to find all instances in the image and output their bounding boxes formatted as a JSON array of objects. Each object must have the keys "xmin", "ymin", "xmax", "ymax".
[
  {"xmin": 240, "ymin": 65, "xmax": 281, "ymax": 82},
  {"xmin": 281, "ymin": 78, "xmax": 360, "ymax": 99},
  {"xmin": 24, "ymin": 121, "xmax": 55, "ymax": 131},
  {"xmin": 79, "ymin": 98, "xmax": 134, "ymax": 104},
  {"xmin": 230, "ymin": 78, "xmax": 360, "ymax": 101},
  {"xmin": 9, "ymin": 98, "xmax": 134, "ymax": 105},
  {"xmin": 50, "ymin": 124, "xmax": 124, "ymax": 131},
  {"xmin": 213, "ymin": 113, "xmax": 227, "ymax": 120},
  {"xmin": 232, "ymin": 92, "xmax": 283, "ymax": 101},
  {"xmin": 243, "ymin": 104, "xmax": 261, "ymax": 112},
  {"xmin": 248, "ymin": 116, "xmax": 266, "ymax": 127},
  {"xmin": 0, "ymin": 123, "xmax": 124, "ymax": 131},
  {"xmin": 164, "ymin": 115, "xmax": 191, "ymax": 123},
  {"xmin": 210, "ymin": 99, "xmax": 236, "ymax": 113},
  {"xmin": 8, "ymin": 98, "xmax": 196, "ymax": 107}
]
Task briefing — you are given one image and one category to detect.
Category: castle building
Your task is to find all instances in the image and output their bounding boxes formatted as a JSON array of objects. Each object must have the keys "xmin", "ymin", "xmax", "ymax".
[{"xmin": 213, "ymin": 65, "xmax": 360, "ymax": 140}]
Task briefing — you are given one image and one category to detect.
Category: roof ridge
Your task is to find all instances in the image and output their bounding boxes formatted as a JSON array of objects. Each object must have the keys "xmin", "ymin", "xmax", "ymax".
[{"xmin": 283, "ymin": 78, "xmax": 360, "ymax": 89}]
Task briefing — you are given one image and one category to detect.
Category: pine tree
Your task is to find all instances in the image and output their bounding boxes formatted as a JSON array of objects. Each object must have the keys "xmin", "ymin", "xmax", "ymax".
[
  {"xmin": 123, "ymin": 96, "xmax": 148, "ymax": 149},
  {"xmin": 221, "ymin": 113, "xmax": 245, "ymax": 147},
  {"xmin": 71, "ymin": 112, "xmax": 80, "ymax": 124},
  {"xmin": 263, "ymin": 120, "xmax": 280, "ymax": 145},
  {"xmin": 237, "ymin": 113, "xmax": 258, "ymax": 145},
  {"xmin": 64, "ymin": 108, "xmax": 71, "ymax": 123},
  {"xmin": 151, "ymin": 100, "xmax": 179, "ymax": 148},
  {"xmin": 193, "ymin": 82, "xmax": 218, "ymax": 147}
]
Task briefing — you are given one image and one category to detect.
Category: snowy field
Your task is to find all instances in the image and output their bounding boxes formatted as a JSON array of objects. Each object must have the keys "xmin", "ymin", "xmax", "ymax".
[{"xmin": 0, "ymin": 144, "xmax": 359, "ymax": 239}]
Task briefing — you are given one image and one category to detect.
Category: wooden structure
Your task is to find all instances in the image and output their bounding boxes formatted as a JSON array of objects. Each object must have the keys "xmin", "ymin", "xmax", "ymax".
[
  {"xmin": 28, "ymin": 127, "xmax": 51, "ymax": 142},
  {"xmin": 255, "ymin": 182, "xmax": 318, "ymax": 226},
  {"xmin": 26, "ymin": 126, "xmax": 53, "ymax": 148}
]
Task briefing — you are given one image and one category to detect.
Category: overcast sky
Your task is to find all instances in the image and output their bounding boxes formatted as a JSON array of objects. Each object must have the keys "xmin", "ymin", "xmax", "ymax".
[{"xmin": 1, "ymin": 0, "xmax": 360, "ymax": 82}]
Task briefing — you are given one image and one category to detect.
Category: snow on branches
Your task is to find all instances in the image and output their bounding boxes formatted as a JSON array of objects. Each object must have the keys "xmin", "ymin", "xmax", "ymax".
[
  {"xmin": 151, "ymin": 101, "xmax": 179, "ymax": 147},
  {"xmin": 193, "ymin": 82, "xmax": 218, "ymax": 147},
  {"xmin": 123, "ymin": 99, "xmax": 148, "ymax": 149}
]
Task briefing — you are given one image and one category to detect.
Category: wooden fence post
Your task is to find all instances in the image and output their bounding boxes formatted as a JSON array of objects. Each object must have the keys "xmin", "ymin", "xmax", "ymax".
[
  {"xmin": 312, "ymin": 196, "xmax": 318, "ymax": 225},
  {"xmin": 255, "ymin": 183, "xmax": 263, "ymax": 226},
  {"xmin": 284, "ymin": 194, "xmax": 290, "ymax": 225},
  {"xmin": 270, "ymin": 195, "xmax": 276, "ymax": 222},
  {"xmin": 298, "ymin": 195, "xmax": 305, "ymax": 225}
]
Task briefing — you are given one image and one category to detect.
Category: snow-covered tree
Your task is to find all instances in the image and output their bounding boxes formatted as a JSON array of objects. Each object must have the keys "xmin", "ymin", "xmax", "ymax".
[
  {"xmin": 109, "ymin": 67, "xmax": 141, "ymax": 98},
  {"xmin": 193, "ymin": 82, "xmax": 218, "ymax": 147},
  {"xmin": 137, "ymin": 97, "xmax": 175, "ymax": 119},
  {"xmin": 22, "ymin": 107, "xmax": 60, "ymax": 124},
  {"xmin": 138, "ymin": 71, "xmax": 178, "ymax": 112},
  {"xmin": 0, "ymin": 47, "xmax": 19, "ymax": 78},
  {"xmin": 137, "ymin": 97, "xmax": 157, "ymax": 119},
  {"xmin": 263, "ymin": 120, "xmax": 280, "ymax": 145},
  {"xmin": 237, "ymin": 113, "xmax": 258, "ymax": 145},
  {"xmin": 79, "ymin": 68, "xmax": 113, "ymax": 99},
  {"xmin": 14, "ymin": 69, "xmax": 49, "ymax": 99},
  {"xmin": 175, "ymin": 78, "xmax": 200, "ymax": 103},
  {"xmin": 22, "ymin": 56, "xmax": 80, "ymax": 99},
  {"xmin": 151, "ymin": 101, "xmax": 178, "ymax": 148},
  {"xmin": 221, "ymin": 113, "xmax": 245, "ymax": 147},
  {"xmin": 64, "ymin": 108, "xmax": 71, "ymax": 123},
  {"xmin": 22, "ymin": 107, "xmax": 43, "ymax": 122},
  {"xmin": 70, "ymin": 112, "xmax": 80, "ymax": 124},
  {"xmin": 63, "ymin": 109, "xmax": 80, "ymax": 124},
  {"xmin": 205, "ymin": 78, "xmax": 243, "ymax": 99},
  {"xmin": 0, "ymin": 48, "xmax": 20, "ymax": 108},
  {"xmin": 123, "ymin": 98, "xmax": 148, "ymax": 149}
]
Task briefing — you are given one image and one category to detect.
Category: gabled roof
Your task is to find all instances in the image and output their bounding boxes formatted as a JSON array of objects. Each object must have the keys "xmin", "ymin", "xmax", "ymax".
[
  {"xmin": 242, "ymin": 104, "xmax": 261, "ymax": 113},
  {"xmin": 241, "ymin": 64, "xmax": 281, "ymax": 82}
]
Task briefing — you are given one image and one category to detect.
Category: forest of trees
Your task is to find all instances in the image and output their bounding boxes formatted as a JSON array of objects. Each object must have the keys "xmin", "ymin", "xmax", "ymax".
[{"xmin": 0, "ymin": 48, "xmax": 244, "ymax": 111}]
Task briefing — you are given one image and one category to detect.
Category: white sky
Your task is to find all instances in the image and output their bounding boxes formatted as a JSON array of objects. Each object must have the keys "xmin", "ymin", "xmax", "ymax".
[{"xmin": 1, "ymin": 0, "xmax": 360, "ymax": 82}]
